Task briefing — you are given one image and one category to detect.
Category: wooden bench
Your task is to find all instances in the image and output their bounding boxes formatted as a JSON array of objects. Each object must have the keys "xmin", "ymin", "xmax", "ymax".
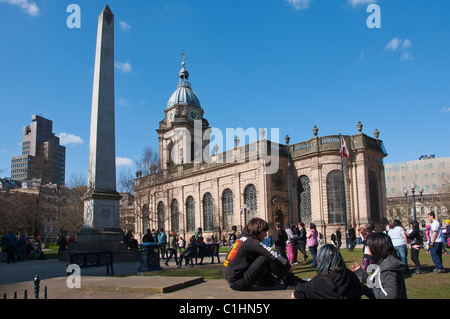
[{"xmin": 67, "ymin": 251, "xmax": 114, "ymax": 275}]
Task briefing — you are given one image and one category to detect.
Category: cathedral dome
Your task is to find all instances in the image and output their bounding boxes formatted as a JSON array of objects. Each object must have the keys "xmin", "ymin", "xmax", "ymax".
[{"xmin": 166, "ymin": 59, "xmax": 201, "ymax": 109}]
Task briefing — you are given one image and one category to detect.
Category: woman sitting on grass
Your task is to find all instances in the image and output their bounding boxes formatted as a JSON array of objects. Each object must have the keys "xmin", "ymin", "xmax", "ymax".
[
  {"xmin": 292, "ymin": 244, "xmax": 363, "ymax": 299},
  {"xmin": 352, "ymin": 232, "xmax": 407, "ymax": 299}
]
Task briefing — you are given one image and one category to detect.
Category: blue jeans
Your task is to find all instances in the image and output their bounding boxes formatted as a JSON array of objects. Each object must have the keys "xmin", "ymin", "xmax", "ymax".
[
  {"xmin": 395, "ymin": 245, "xmax": 409, "ymax": 272},
  {"xmin": 308, "ymin": 246, "xmax": 318, "ymax": 266},
  {"xmin": 429, "ymin": 242, "xmax": 443, "ymax": 270}
]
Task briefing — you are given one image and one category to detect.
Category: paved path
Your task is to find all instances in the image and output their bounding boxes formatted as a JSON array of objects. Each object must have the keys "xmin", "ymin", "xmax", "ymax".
[{"xmin": 0, "ymin": 255, "xmax": 294, "ymax": 300}]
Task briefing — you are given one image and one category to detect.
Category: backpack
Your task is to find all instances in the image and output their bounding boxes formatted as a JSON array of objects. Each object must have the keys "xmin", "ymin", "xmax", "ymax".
[{"xmin": 229, "ymin": 231, "xmax": 237, "ymax": 243}]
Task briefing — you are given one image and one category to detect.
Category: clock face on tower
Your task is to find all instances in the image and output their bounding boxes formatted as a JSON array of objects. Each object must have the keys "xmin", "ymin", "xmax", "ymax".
[
  {"xmin": 188, "ymin": 109, "xmax": 198, "ymax": 121},
  {"xmin": 168, "ymin": 110, "xmax": 175, "ymax": 122}
]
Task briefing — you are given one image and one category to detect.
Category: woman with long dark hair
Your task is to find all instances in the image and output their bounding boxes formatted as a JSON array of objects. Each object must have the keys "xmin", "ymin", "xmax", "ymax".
[
  {"xmin": 292, "ymin": 244, "xmax": 363, "ymax": 299},
  {"xmin": 352, "ymin": 232, "xmax": 407, "ymax": 299}
]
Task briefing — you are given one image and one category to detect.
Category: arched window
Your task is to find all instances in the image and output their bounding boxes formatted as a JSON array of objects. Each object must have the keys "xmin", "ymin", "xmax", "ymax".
[
  {"xmin": 171, "ymin": 199, "xmax": 179, "ymax": 232},
  {"xmin": 327, "ymin": 170, "xmax": 344, "ymax": 224},
  {"xmin": 244, "ymin": 184, "xmax": 257, "ymax": 219},
  {"xmin": 203, "ymin": 193, "xmax": 214, "ymax": 231},
  {"xmin": 223, "ymin": 189, "xmax": 233, "ymax": 231},
  {"xmin": 368, "ymin": 170, "xmax": 380, "ymax": 222},
  {"xmin": 157, "ymin": 202, "xmax": 165, "ymax": 231},
  {"xmin": 297, "ymin": 176, "xmax": 311, "ymax": 225},
  {"xmin": 186, "ymin": 196, "xmax": 195, "ymax": 232}
]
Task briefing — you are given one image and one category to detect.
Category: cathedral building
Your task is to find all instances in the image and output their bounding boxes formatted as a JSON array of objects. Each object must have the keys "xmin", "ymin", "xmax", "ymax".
[{"xmin": 133, "ymin": 58, "xmax": 388, "ymax": 243}]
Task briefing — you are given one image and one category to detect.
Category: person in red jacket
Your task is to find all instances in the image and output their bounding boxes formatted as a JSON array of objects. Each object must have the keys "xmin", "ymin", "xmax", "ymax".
[{"xmin": 223, "ymin": 217, "xmax": 298, "ymax": 291}]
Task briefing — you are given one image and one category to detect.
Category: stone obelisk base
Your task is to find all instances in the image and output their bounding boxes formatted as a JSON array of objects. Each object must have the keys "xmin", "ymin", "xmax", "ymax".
[{"xmin": 59, "ymin": 190, "xmax": 140, "ymax": 262}]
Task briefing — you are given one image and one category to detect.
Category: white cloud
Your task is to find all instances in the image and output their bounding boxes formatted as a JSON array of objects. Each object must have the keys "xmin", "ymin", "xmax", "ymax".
[
  {"xmin": 401, "ymin": 52, "xmax": 414, "ymax": 61},
  {"xmin": 442, "ymin": 107, "xmax": 450, "ymax": 113},
  {"xmin": 348, "ymin": 0, "xmax": 377, "ymax": 8},
  {"xmin": 114, "ymin": 61, "xmax": 133, "ymax": 73},
  {"xmin": 385, "ymin": 38, "xmax": 413, "ymax": 52},
  {"xmin": 0, "ymin": 0, "xmax": 39, "ymax": 16},
  {"xmin": 385, "ymin": 38, "xmax": 414, "ymax": 61},
  {"xmin": 385, "ymin": 38, "xmax": 402, "ymax": 52},
  {"xmin": 119, "ymin": 21, "xmax": 131, "ymax": 31},
  {"xmin": 402, "ymin": 39, "xmax": 412, "ymax": 50},
  {"xmin": 286, "ymin": 0, "xmax": 312, "ymax": 10},
  {"xmin": 116, "ymin": 157, "xmax": 133, "ymax": 167},
  {"xmin": 58, "ymin": 133, "xmax": 84, "ymax": 146},
  {"xmin": 117, "ymin": 98, "xmax": 130, "ymax": 107}
]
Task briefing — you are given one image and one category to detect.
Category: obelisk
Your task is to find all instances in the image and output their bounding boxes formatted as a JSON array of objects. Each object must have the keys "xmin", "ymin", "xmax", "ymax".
[{"xmin": 76, "ymin": 5, "xmax": 124, "ymax": 248}]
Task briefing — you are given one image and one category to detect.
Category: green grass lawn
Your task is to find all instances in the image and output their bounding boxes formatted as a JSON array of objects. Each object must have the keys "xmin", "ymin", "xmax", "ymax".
[
  {"xmin": 43, "ymin": 244, "xmax": 449, "ymax": 298},
  {"xmin": 144, "ymin": 247, "xmax": 450, "ymax": 299}
]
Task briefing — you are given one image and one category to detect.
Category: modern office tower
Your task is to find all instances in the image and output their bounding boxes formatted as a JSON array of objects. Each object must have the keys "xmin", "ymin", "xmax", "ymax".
[
  {"xmin": 384, "ymin": 155, "xmax": 450, "ymax": 197},
  {"xmin": 384, "ymin": 155, "xmax": 450, "ymax": 226},
  {"xmin": 11, "ymin": 114, "xmax": 66, "ymax": 187}
]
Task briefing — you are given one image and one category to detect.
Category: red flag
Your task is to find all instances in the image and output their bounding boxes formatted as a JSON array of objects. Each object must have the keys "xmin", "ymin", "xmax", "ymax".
[{"xmin": 341, "ymin": 136, "xmax": 349, "ymax": 158}]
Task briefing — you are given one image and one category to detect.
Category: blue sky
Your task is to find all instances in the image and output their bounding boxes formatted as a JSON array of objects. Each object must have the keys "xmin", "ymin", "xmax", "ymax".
[{"xmin": 1, "ymin": 0, "xmax": 449, "ymax": 188}]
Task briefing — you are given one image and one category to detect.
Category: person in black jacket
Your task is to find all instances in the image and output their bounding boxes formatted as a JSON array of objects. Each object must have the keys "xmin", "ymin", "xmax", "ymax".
[
  {"xmin": 223, "ymin": 218, "xmax": 298, "ymax": 291},
  {"xmin": 292, "ymin": 244, "xmax": 363, "ymax": 299},
  {"xmin": 273, "ymin": 222, "xmax": 288, "ymax": 259},
  {"xmin": 407, "ymin": 221, "xmax": 423, "ymax": 274},
  {"xmin": 297, "ymin": 222, "xmax": 308, "ymax": 261}
]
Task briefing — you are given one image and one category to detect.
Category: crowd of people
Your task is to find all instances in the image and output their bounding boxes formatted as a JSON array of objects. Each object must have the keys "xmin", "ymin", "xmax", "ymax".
[
  {"xmin": 1, "ymin": 231, "xmax": 44, "ymax": 263},
  {"xmin": 2, "ymin": 212, "xmax": 448, "ymax": 299},
  {"xmin": 131, "ymin": 226, "xmax": 222, "ymax": 268},
  {"xmin": 223, "ymin": 212, "xmax": 449, "ymax": 299}
]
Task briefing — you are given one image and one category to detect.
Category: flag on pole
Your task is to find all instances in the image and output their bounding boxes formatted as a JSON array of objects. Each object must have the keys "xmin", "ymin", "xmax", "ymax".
[{"xmin": 340, "ymin": 135, "xmax": 349, "ymax": 158}]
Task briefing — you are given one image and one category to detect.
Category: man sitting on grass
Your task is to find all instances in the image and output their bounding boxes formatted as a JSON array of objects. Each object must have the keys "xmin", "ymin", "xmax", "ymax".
[{"xmin": 223, "ymin": 217, "xmax": 298, "ymax": 291}]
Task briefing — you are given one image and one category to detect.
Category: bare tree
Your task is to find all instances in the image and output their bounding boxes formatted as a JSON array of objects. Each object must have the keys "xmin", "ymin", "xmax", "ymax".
[
  {"xmin": 0, "ymin": 190, "xmax": 34, "ymax": 234},
  {"xmin": 135, "ymin": 146, "xmax": 159, "ymax": 176},
  {"xmin": 118, "ymin": 169, "xmax": 135, "ymax": 194},
  {"xmin": 51, "ymin": 173, "xmax": 87, "ymax": 235}
]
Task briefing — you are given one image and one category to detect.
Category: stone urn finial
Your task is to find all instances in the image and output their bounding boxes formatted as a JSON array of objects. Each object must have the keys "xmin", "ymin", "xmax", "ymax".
[
  {"xmin": 312, "ymin": 125, "xmax": 318, "ymax": 137},
  {"xmin": 259, "ymin": 128, "xmax": 266, "ymax": 140},
  {"xmin": 357, "ymin": 121, "xmax": 363, "ymax": 133},
  {"xmin": 374, "ymin": 128, "xmax": 380, "ymax": 139},
  {"xmin": 234, "ymin": 135, "xmax": 240, "ymax": 147}
]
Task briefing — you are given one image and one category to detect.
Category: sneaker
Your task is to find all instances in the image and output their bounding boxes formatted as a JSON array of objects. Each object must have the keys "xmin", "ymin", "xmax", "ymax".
[{"xmin": 435, "ymin": 268, "xmax": 445, "ymax": 273}]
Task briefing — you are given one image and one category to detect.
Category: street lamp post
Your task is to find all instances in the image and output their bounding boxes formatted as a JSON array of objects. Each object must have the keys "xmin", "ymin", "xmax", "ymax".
[
  {"xmin": 403, "ymin": 181, "xmax": 424, "ymax": 222},
  {"xmin": 241, "ymin": 204, "xmax": 248, "ymax": 228},
  {"xmin": 285, "ymin": 135, "xmax": 293, "ymax": 225}
]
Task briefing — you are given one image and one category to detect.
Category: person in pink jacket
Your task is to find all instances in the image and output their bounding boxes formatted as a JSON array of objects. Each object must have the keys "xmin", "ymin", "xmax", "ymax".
[{"xmin": 307, "ymin": 223, "xmax": 319, "ymax": 266}]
